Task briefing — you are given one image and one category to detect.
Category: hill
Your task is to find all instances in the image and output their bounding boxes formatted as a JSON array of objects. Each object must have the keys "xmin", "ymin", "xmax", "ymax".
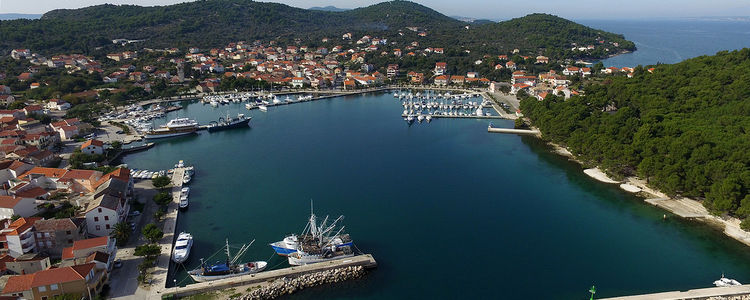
[
  {"xmin": 520, "ymin": 49, "xmax": 750, "ymax": 223},
  {"xmin": 0, "ymin": 0, "xmax": 634, "ymax": 58}
]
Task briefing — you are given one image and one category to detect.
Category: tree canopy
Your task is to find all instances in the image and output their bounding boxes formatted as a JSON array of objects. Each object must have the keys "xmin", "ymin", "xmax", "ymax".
[{"xmin": 521, "ymin": 49, "xmax": 750, "ymax": 219}]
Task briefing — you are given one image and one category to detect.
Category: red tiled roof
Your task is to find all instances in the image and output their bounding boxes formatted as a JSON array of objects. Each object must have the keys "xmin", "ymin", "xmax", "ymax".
[
  {"xmin": 81, "ymin": 139, "xmax": 104, "ymax": 149},
  {"xmin": 72, "ymin": 236, "xmax": 109, "ymax": 251},
  {"xmin": 0, "ymin": 196, "xmax": 22, "ymax": 209},
  {"xmin": 2, "ymin": 263, "xmax": 95, "ymax": 293},
  {"xmin": 62, "ymin": 247, "xmax": 74, "ymax": 260}
]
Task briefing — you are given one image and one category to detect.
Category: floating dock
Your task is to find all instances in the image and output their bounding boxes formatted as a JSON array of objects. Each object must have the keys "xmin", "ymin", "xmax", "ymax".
[{"xmin": 163, "ymin": 254, "xmax": 377, "ymax": 299}]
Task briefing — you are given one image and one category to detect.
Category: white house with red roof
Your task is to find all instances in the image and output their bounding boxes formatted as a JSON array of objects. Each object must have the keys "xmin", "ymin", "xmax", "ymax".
[
  {"xmin": 80, "ymin": 139, "xmax": 104, "ymax": 155},
  {"xmin": 0, "ymin": 217, "xmax": 41, "ymax": 257},
  {"xmin": 62, "ymin": 236, "xmax": 116, "ymax": 263},
  {"xmin": 434, "ymin": 62, "xmax": 447, "ymax": 75},
  {"xmin": 46, "ymin": 99, "xmax": 71, "ymax": 111},
  {"xmin": 84, "ymin": 194, "xmax": 129, "ymax": 237},
  {"xmin": 0, "ymin": 196, "xmax": 38, "ymax": 221}
]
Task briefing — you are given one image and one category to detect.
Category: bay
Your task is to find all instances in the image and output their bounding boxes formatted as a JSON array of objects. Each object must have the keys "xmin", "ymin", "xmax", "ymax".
[
  {"xmin": 123, "ymin": 93, "xmax": 750, "ymax": 299},
  {"xmin": 579, "ymin": 19, "xmax": 750, "ymax": 67}
]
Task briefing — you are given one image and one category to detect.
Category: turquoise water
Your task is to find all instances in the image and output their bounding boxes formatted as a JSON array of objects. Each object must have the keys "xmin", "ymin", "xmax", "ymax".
[
  {"xmin": 579, "ymin": 19, "xmax": 750, "ymax": 67},
  {"xmin": 123, "ymin": 94, "xmax": 750, "ymax": 299}
]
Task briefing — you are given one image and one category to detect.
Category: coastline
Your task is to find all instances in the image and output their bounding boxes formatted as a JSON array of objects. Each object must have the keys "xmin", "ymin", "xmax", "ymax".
[{"xmin": 537, "ymin": 128, "xmax": 750, "ymax": 248}]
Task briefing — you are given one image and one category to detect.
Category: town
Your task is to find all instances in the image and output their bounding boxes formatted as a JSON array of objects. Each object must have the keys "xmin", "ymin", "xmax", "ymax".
[{"xmin": 0, "ymin": 28, "xmax": 643, "ymax": 300}]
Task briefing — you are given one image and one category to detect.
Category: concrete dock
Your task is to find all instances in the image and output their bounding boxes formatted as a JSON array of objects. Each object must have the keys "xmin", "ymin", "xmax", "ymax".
[
  {"xmin": 163, "ymin": 254, "xmax": 377, "ymax": 299},
  {"xmin": 601, "ymin": 285, "xmax": 750, "ymax": 300},
  {"xmin": 487, "ymin": 127, "xmax": 541, "ymax": 135}
]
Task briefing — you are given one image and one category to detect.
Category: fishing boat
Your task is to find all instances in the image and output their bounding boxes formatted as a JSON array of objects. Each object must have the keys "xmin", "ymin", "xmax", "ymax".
[
  {"xmin": 172, "ymin": 232, "xmax": 193, "ymax": 263},
  {"xmin": 145, "ymin": 118, "xmax": 199, "ymax": 139},
  {"xmin": 270, "ymin": 202, "xmax": 355, "ymax": 265},
  {"xmin": 188, "ymin": 239, "xmax": 267, "ymax": 282},
  {"xmin": 207, "ymin": 113, "xmax": 251, "ymax": 132}
]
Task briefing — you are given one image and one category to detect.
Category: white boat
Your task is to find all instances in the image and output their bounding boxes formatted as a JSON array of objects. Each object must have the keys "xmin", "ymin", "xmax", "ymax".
[
  {"xmin": 417, "ymin": 115, "xmax": 424, "ymax": 122},
  {"xmin": 145, "ymin": 118, "xmax": 199, "ymax": 139},
  {"xmin": 183, "ymin": 174, "xmax": 192, "ymax": 184},
  {"xmin": 714, "ymin": 275, "xmax": 742, "ymax": 287},
  {"xmin": 426, "ymin": 115, "xmax": 432, "ymax": 122},
  {"xmin": 172, "ymin": 232, "xmax": 193, "ymax": 263},
  {"xmin": 259, "ymin": 105, "xmax": 268, "ymax": 112},
  {"xmin": 188, "ymin": 239, "xmax": 267, "ymax": 282},
  {"xmin": 245, "ymin": 103, "xmax": 254, "ymax": 110},
  {"xmin": 179, "ymin": 195, "xmax": 189, "ymax": 209}
]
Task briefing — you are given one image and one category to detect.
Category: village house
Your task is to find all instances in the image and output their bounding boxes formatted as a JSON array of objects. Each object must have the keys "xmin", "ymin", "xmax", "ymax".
[
  {"xmin": 434, "ymin": 62, "xmax": 447, "ymax": 75},
  {"xmin": 536, "ymin": 56, "xmax": 550, "ymax": 64},
  {"xmin": 434, "ymin": 75, "xmax": 449, "ymax": 86},
  {"xmin": 46, "ymin": 99, "xmax": 71, "ymax": 111},
  {"xmin": 2, "ymin": 253, "xmax": 51, "ymax": 275},
  {"xmin": 33, "ymin": 218, "xmax": 87, "ymax": 259},
  {"xmin": 80, "ymin": 139, "xmax": 104, "ymax": 155},
  {"xmin": 84, "ymin": 193, "xmax": 129, "ymax": 237},
  {"xmin": 11, "ymin": 49, "xmax": 31, "ymax": 60},
  {"xmin": 0, "ymin": 217, "xmax": 41, "ymax": 258},
  {"xmin": 1, "ymin": 262, "xmax": 105, "ymax": 300},
  {"xmin": 0, "ymin": 196, "xmax": 38, "ymax": 221}
]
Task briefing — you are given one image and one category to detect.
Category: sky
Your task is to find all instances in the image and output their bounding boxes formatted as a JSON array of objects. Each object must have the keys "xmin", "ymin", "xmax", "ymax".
[{"xmin": 2, "ymin": 0, "xmax": 750, "ymax": 19}]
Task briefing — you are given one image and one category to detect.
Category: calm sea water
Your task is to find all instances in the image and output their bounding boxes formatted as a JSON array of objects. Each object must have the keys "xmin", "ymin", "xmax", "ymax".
[
  {"xmin": 579, "ymin": 19, "xmax": 750, "ymax": 67},
  {"xmin": 123, "ymin": 93, "xmax": 750, "ymax": 299}
]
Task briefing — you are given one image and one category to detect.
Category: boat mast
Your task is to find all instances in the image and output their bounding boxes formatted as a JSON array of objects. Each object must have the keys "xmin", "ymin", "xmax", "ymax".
[
  {"xmin": 309, "ymin": 199, "xmax": 318, "ymax": 237},
  {"xmin": 225, "ymin": 239, "xmax": 231, "ymax": 264}
]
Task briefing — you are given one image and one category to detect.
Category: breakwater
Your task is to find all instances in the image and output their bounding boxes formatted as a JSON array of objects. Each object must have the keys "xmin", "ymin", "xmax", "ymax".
[{"xmin": 238, "ymin": 265, "xmax": 368, "ymax": 300}]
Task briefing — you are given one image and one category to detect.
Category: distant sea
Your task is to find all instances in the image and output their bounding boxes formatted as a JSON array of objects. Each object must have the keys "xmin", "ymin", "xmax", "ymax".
[
  {"xmin": 0, "ymin": 13, "xmax": 41, "ymax": 20},
  {"xmin": 578, "ymin": 19, "xmax": 750, "ymax": 67}
]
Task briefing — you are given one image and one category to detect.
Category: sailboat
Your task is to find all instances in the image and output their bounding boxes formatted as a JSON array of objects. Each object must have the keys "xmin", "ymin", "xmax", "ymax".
[{"xmin": 188, "ymin": 239, "xmax": 267, "ymax": 282}]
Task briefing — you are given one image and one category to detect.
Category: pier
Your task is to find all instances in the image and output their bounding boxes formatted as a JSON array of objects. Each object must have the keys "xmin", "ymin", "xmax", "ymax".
[
  {"xmin": 600, "ymin": 285, "xmax": 750, "ymax": 300},
  {"xmin": 162, "ymin": 254, "xmax": 377, "ymax": 299},
  {"xmin": 487, "ymin": 127, "xmax": 541, "ymax": 135}
]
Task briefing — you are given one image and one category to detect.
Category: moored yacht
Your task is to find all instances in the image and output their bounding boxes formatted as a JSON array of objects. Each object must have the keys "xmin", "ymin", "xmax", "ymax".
[
  {"xmin": 172, "ymin": 232, "xmax": 193, "ymax": 263},
  {"xmin": 145, "ymin": 118, "xmax": 199, "ymax": 139}
]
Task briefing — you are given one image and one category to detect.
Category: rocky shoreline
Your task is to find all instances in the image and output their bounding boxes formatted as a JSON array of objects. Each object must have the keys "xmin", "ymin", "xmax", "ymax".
[{"xmin": 234, "ymin": 266, "xmax": 368, "ymax": 300}]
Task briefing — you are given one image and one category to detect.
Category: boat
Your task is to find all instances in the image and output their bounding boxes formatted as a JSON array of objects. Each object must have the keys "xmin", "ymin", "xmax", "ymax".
[
  {"xmin": 145, "ymin": 118, "xmax": 199, "ymax": 139},
  {"xmin": 426, "ymin": 115, "xmax": 432, "ymax": 122},
  {"xmin": 172, "ymin": 232, "xmax": 193, "ymax": 263},
  {"xmin": 258, "ymin": 105, "xmax": 268, "ymax": 112},
  {"xmin": 179, "ymin": 187, "xmax": 189, "ymax": 209},
  {"xmin": 183, "ymin": 174, "xmax": 192, "ymax": 184},
  {"xmin": 245, "ymin": 103, "xmax": 254, "ymax": 110},
  {"xmin": 270, "ymin": 202, "xmax": 355, "ymax": 265},
  {"xmin": 188, "ymin": 239, "xmax": 267, "ymax": 282},
  {"xmin": 713, "ymin": 274, "xmax": 742, "ymax": 287},
  {"xmin": 207, "ymin": 113, "xmax": 251, "ymax": 132}
]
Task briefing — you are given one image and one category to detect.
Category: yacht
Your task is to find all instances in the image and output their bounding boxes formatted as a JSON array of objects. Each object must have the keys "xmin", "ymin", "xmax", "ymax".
[
  {"xmin": 172, "ymin": 232, "xmax": 193, "ymax": 263},
  {"xmin": 258, "ymin": 105, "xmax": 268, "ymax": 112},
  {"xmin": 145, "ymin": 118, "xmax": 199, "ymax": 139}
]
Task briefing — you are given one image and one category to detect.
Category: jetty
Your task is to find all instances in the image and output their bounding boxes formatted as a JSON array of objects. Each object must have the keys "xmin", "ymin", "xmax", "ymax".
[
  {"xmin": 487, "ymin": 126, "xmax": 540, "ymax": 135},
  {"xmin": 600, "ymin": 285, "xmax": 750, "ymax": 300},
  {"xmin": 162, "ymin": 254, "xmax": 377, "ymax": 299}
]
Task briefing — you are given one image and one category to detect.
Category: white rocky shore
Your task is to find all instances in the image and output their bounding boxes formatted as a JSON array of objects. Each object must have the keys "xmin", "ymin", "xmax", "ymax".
[{"xmin": 234, "ymin": 266, "xmax": 367, "ymax": 300}]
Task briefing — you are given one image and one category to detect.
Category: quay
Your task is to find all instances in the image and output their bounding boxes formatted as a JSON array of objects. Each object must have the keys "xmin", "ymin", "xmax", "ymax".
[
  {"xmin": 600, "ymin": 285, "xmax": 750, "ymax": 300},
  {"xmin": 163, "ymin": 254, "xmax": 378, "ymax": 299},
  {"xmin": 487, "ymin": 127, "xmax": 541, "ymax": 135},
  {"xmin": 401, "ymin": 114, "xmax": 506, "ymax": 120}
]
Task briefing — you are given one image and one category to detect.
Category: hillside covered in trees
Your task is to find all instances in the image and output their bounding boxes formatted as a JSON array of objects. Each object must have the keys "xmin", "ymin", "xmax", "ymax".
[
  {"xmin": 520, "ymin": 49, "xmax": 750, "ymax": 222},
  {"xmin": 0, "ymin": 0, "xmax": 634, "ymax": 58}
]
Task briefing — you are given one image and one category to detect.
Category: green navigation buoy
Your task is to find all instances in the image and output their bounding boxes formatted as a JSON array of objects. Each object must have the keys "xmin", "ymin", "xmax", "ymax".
[{"xmin": 589, "ymin": 285, "xmax": 596, "ymax": 300}]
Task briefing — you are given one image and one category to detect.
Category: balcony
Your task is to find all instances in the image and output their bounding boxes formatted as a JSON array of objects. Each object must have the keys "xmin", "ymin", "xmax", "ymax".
[
  {"xmin": 21, "ymin": 242, "xmax": 35, "ymax": 253},
  {"xmin": 19, "ymin": 233, "xmax": 34, "ymax": 244}
]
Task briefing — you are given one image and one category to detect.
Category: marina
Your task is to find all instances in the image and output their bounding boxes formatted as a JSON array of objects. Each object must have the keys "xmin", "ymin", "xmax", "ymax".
[{"xmin": 121, "ymin": 92, "xmax": 750, "ymax": 299}]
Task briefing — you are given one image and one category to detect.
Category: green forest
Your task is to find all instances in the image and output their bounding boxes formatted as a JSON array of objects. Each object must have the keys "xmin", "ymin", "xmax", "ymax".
[
  {"xmin": 0, "ymin": 0, "xmax": 634, "ymax": 59},
  {"xmin": 520, "ymin": 49, "xmax": 750, "ymax": 223}
]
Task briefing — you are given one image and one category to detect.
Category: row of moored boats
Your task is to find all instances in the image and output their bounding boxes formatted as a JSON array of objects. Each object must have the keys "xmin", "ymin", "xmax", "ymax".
[{"xmin": 173, "ymin": 202, "xmax": 357, "ymax": 283}]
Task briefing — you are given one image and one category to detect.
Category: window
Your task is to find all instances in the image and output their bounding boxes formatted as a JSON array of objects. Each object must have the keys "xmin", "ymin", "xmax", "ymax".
[
  {"xmin": 94, "ymin": 217, "xmax": 99, "ymax": 222},
  {"xmin": 68, "ymin": 239, "xmax": 73, "ymax": 244},
  {"xmin": 98, "ymin": 208, "xmax": 102, "ymax": 213},
  {"xmin": 104, "ymin": 216, "xmax": 109, "ymax": 221},
  {"xmin": 105, "ymin": 224, "xmax": 110, "ymax": 230},
  {"xmin": 50, "ymin": 284, "xmax": 58, "ymax": 291},
  {"xmin": 44, "ymin": 232, "xmax": 49, "ymax": 237},
  {"xmin": 36, "ymin": 233, "xmax": 42, "ymax": 237},
  {"xmin": 38, "ymin": 286, "xmax": 46, "ymax": 292},
  {"xmin": 41, "ymin": 297, "xmax": 47, "ymax": 300},
  {"xmin": 95, "ymin": 225, "xmax": 101, "ymax": 230},
  {"xmin": 66, "ymin": 230, "xmax": 71, "ymax": 235},
  {"xmin": 46, "ymin": 241, "xmax": 52, "ymax": 247}
]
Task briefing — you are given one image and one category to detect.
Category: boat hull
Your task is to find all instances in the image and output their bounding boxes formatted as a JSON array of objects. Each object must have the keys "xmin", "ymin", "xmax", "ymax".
[
  {"xmin": 287, "ymin": 253, "xmax": 355, "ymax": 266},
  {"xmin": 188, "ymin": 261, "xmax": 267, "ymax": 282},
  {"xmin": 207, "ymin": 119, "xmax": 251, "ymax": 132},
  {"xmin": 270, "ymin": 242, "xmax": 297, "ymax": 256},
  {"xmin": 145, "ymin": 129, "xmax": 197, "ymax": 139}
]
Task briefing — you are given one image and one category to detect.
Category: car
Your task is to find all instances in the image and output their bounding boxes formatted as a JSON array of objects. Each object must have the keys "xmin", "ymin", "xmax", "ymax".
[
  {"xmin": 129, "ymin": 222, "xmax": 136, "ymax": 232},
  {"xmin": 128, "ymin": 211, "xmax": 141, "ymax": 217},
  {"xmin": 116, "ymin": 130, "xmax": 124, "ymax": 134},
  {"xmin": 113, "ymin": 259, "xmax": 123, "ymax": 268}
]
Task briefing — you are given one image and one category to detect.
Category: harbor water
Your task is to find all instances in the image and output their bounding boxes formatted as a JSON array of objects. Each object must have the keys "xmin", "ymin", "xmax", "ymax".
[{"xmin": 123, "ymin": 93, "xmax": 750, "ymax": 299}]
